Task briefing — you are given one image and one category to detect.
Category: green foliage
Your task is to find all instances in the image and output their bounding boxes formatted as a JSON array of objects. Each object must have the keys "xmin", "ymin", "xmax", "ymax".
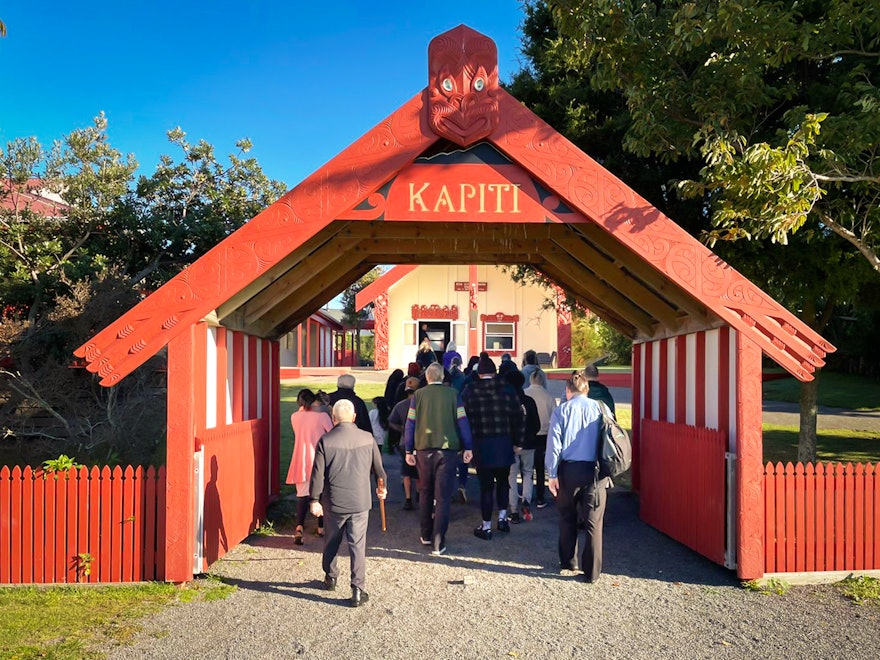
[
  {"xmin": 742, "ymin": 578, "xmax": 791, "ymax": 595},
  {"xmin": 42, "ymin": 454, "xmax": 83, "ymax": 473},
  {"xmin": 253, "ymin": 520, "xmax": 278, "ymax": 537},
  {"xmin": 547, "ymin": 0, "xmax": 880, "ymax": 275},
  {"xmin": 341, "ymin": 267, "xmax": 384, "ymax": 363},
  {"xmin": 570, "ymin": 314, "xmax": 632, "ymax": 366},
  {"xmin": 839, "ymin": 575, "xmax": 880, "ymax": 607}
]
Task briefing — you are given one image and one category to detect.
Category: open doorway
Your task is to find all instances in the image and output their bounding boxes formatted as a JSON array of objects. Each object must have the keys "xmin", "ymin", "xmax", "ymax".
[{"xmin": 418, "ymin": 320, "xmax": 450, "ymax": 364}]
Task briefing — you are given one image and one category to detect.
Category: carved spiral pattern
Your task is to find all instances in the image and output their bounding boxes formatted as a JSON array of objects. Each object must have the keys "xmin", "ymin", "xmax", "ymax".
[{"xmin": 374, "ymin": 294, "xmax": 389, "ymax": 370}]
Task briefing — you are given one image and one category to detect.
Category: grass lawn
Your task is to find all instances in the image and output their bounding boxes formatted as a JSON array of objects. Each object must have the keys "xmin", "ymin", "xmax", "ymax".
[
  {"xmin": 0, "ymin": 578, "xmax": 234, "ymax": 659},
  {"xmin": 762, "ymin": 372, "xmax": 880, "ymax": 411},
  {"xmin": 761, "ymin": 425, "xmax": 880, "ymax": 465}
]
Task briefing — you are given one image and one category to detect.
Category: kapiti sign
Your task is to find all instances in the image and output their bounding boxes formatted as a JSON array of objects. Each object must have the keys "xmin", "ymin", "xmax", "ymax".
[{"xmin": 339, "ymin": 163, "xmax": 573, "ymax": 223}]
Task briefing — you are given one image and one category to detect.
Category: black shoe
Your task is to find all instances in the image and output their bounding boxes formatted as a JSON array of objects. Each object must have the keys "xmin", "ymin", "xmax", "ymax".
[
  {"xmin": 497, "ymin": 518, "xmax": 511, "ymax": 533},
  {"xmin": 508, "ymin": 513, "xmax": 521, "ymax": 524},
  {"xmin": 351, "ymin": 586, "xmax": 369, "ymax": 607},
  {"xmin": 323, "ymin": 575, "xmax": 337, "ymax": 591},
  {"xmin": 419, "ymin": 536, "xmax": 432, "ymax": 546},
  {"xmin": 559, "ymin": 561, "xmax": 577, "ymax": 571},
  {"xmin": 473, "ymin": 526, "xmax": 492, "ymax": 541},
  {"xmin": 403, "ymin": 499, "xmax": 414, "ymax": 511},
  {"xmin": 536, "ymin": 499, "xmax": 548, "ymax": 509}
]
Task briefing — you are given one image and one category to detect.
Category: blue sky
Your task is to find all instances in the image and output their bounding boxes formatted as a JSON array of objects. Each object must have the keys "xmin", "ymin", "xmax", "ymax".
[{"xmin": 1, "ymin": 1, "xmax": 527, "ymax": 188}]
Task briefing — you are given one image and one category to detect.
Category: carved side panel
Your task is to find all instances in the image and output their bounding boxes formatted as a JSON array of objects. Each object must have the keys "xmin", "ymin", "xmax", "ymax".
[
  {"xmin": 77, "ymin": 94, "xmax": 437, "ymax": 386},
  {"xmin": 490, "ymin": 90, "xmax": 834, "ymax": 381},
  {"xmin": 556, "ymin": 290, "xmax": 572, "ymax": 369},
  {"xmin": 735, "ymin": 331, "xmax": 764, "ymax": 579},
  {"xmin": 374, "ymin": 293, "xmax": 389, "ymax": 371}
]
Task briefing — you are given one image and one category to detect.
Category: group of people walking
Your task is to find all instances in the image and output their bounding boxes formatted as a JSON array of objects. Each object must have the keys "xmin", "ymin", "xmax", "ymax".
[{"xmin": 285, "ymin": 348, "xmax": 617, "ymax": 606}]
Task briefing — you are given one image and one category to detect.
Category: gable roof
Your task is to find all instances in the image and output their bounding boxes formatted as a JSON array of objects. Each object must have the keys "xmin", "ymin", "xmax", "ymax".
[{"xmin": 75, "ymin": 25, "xmax": 833, "ymax": 386}]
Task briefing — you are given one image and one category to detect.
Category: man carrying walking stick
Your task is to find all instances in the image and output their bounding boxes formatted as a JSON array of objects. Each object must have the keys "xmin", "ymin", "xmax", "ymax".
[{"xmin": 310, "ymin": 399, "xmax": 387, "ymax": 607}]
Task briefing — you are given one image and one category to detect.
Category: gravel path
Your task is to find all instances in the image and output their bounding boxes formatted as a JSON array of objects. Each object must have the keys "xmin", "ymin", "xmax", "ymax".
[{"xmin": 102, "ymin": 452, "xmax": 879, "ymax": 660}]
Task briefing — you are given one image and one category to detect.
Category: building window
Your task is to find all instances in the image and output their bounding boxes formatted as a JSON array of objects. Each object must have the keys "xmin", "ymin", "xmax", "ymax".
[{"xmin": 484, "ymin": 322, "xmax": 515, "ymax": 353}]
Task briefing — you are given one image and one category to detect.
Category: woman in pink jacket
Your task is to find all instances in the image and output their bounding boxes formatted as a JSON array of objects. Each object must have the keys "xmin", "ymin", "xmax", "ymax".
[{"xmin": 286, "ymin": 389, "xmax": 333, "ymax": 544}]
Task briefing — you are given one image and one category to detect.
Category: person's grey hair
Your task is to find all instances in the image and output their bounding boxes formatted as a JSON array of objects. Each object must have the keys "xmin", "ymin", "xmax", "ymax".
[
  {"xmin": 584, "ymin": 364, "xmax": 599, "ymax": 379},
  {"xmin": 425, "ymin": 362, "xmax": 444, "ymax": 383},
  {"xmin": 446, "ymin": 339, "xmax": 457, "ymax": 352},
  {"xmin": 337, "ymin": 373, "xmax": 356, "ymax": 389},
  {"xmin": 332, "ymin": 399, "xmax": 356, "ymax": 422},
  {"xmin": 530, "ymin": 368, "xmax": 547, "ymax": 387}
]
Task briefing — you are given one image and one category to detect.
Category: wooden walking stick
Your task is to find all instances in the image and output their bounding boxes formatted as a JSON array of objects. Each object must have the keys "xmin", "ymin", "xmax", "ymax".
[{"xmin": 377, "ymin": 477, "xmax": 387, "ymax": 531}]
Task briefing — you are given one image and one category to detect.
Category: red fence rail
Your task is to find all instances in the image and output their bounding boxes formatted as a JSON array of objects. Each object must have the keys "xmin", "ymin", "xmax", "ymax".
[
  {"xmin": 764, "ymin": 461, "xmax": 878, "ymax": 573},
  {"xmin": 0, "ymin": 465, "xmax": 166, "ymax": 584},
  {"xmin": 639, "ymin": 419, "xmax": 728, "ymax": 565}
]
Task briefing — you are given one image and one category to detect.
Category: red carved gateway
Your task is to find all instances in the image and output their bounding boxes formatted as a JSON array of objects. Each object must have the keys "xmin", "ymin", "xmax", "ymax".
[{"xmin": 63, "ymin": 24, "xmax": 848, "ymax": 585}]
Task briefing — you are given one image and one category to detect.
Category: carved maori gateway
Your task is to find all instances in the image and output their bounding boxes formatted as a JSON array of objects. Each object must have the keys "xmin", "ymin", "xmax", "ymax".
[{"xmin": 75, "ymin": 25, "xmax": 835, "ymax": 582}]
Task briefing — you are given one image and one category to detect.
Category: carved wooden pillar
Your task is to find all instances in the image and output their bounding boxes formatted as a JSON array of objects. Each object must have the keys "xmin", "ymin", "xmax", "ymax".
[
  {"xmin": 555, "ymin": 288, "xmax": 572, "ymax": 368},
  {"xmin": 374, "ymin": 293, "xmax": 389, "ymax": 370},
  {"xmin": 468, "ymin": 265, "xmax": 479, "ymax": 356},
  {"xmin": 735, "ymin": 331, "xmax": 764, "ymax": 579},
  {"xmin": 165, "ymin": 323, "xmax": 205, "ymax": 583}
]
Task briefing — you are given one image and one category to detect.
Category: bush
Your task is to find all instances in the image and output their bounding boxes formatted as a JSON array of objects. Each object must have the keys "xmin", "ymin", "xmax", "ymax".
[{"xmin": 571, "ymin": 315, "xmax": 632, "ymax": 366}]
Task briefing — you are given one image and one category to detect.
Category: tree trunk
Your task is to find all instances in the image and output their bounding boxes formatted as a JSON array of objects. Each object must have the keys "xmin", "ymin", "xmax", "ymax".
[{"xmin": 797, "ymin": 378, "xmax": 819, "ymax": 464}]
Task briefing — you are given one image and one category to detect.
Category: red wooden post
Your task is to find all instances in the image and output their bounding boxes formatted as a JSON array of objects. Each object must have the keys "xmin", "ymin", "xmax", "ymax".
[
  {"xmin": 131, "ymin": 466, "xmax": 144, "ymax": 581},
  {"xmin": 10, "ymin": 466, "xmax": 22, "ymax": 583},
  {"xmin": 33, "ymin": 470, "xmax": 45, "ymax": 583},
  {"xmin": 855, "ymin": 463, "xmax": 865, "ymax": 570},
  {"xmin": 65, "ymin": 468, "xmax": 79, "ymax": 583},
  {"xmin": 805, "ymin": 463, "xmax": 816, "ymax": 572},
  {"xmin": 54, "ymin": 470, "xmax": 68, "ymax": 582},
  {"xmin": 144, "ymin": 466, "xmax": 157, "ymax": 580},
  {"xmin": 763, "ymin": 463, "xmax": 775, "ymax": 573},
  {"xmin": 165, "ymin": 325, "xmax": 198, "ymax": 583},
  {"xmin": 735, "ymin": 333, "xmax": 764, "ymax": 579},
  {"xmin": 867, "ymin": 463, "xmax": 876, "ymax": 569},
  {"xmin": 22, "ymin": 467, "xmax": 34, "ymax": 583}
]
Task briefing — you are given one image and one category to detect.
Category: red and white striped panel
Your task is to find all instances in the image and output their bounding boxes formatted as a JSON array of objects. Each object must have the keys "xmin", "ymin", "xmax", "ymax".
[
  {"xmin": 634, "ymin": 327, "xmax": 738, "ymax": 451},
  {"xmin": 204, "ymin": 327, "xmax": 274, "ymax": 429}
]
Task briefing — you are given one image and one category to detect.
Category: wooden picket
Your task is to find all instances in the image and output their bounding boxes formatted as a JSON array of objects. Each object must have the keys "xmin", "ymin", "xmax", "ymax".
[
  {"xmin": 764, "ymin": 461, "xmax": 879, "ymax": 573},
  {"xmin": 0, "ymin": 464, "xmax": 166, "ymax": 584}
]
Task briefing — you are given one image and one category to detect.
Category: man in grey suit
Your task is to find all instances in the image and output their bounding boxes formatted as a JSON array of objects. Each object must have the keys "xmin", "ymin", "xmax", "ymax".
[{"xmin": 310, "ymin": 399, "xmax": 387, "ymax": 607}]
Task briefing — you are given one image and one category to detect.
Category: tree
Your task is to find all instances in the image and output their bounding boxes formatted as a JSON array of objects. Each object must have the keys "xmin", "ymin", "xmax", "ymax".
[
  {"xmin": 517, "ymin": 0, "xmax": 879, "ymax": 461},
  {"xmin": 548, "ymin": 0, "xmax": 880, "ymax": 275},
  {"xmin": 0, "ymin": 114, "xmax": 138, "ymax": 329},
  {"xmin": 340, "ymin": 268, "xmax": 383, "ymax": 365},
  {"xmin": 1, "ymin": 119, "xmax": 287, "ymax": 465}
]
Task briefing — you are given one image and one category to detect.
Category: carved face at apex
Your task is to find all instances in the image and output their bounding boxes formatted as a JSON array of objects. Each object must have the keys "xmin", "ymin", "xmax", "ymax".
[{"xmin": 426, "ymin": 25, "xmax": 500, "ymax": 147}]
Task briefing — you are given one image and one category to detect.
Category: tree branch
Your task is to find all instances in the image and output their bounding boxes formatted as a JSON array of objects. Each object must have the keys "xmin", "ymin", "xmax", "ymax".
[{"xmin": 819, "ymin": 213, "xmax": 880, "ymax": 274}]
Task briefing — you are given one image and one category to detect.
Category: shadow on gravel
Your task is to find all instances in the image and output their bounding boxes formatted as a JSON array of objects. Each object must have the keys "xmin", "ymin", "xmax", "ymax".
[
  {"xmin": 248, "ymin": 454, "xmax": 743, "ymax": 593},
  {"xmin": 214, "ymin": 576, "xmax": 357, "ymax": 607}
]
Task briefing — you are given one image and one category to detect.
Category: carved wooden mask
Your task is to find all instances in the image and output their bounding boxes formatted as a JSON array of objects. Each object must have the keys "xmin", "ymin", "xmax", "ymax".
[{"xmin": 426, "ymin": 25, "xmax": 500, "ymax": 147}]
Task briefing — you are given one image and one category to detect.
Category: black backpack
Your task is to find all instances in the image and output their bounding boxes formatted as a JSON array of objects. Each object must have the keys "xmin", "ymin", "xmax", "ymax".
[{"xmin": 596, "ymin": 401, "xmax": 632, "ymax": 479}]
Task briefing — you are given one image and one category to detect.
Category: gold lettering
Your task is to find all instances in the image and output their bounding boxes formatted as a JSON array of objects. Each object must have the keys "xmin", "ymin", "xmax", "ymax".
[
  {"xmin": 409, "ymin": 182, "xmax": 430, "ymax": 212},
  {"xmin": 478, "ymin": 183, "xmax": 486, "ymax": 213},
  {"xmin": 487, "ymin": 183, "xmax": 511, "ymax": 213},
  {"xmin": 511, "ymin": 183, "xmax": 521, "ymax": 213},
  {"xmin": 432, "ymin": 185, "xmax": 454, "ymax": 212},
  {"xmin": 459, "ymin": 184, "xmax": 476, "ymax": 213}
]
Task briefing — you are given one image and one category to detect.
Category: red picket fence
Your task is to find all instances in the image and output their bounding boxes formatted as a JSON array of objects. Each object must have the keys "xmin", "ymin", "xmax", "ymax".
[
  {"xmin": 764, "ymin": 461, "xmax": 878, "ymax": 573},
  {"xmin": 639, "ymin": 419, "xmax": 728, "ymax": 565},
  {"xmin": 0, "ymin": 465, "xmax": 166, "ymax": 584}
]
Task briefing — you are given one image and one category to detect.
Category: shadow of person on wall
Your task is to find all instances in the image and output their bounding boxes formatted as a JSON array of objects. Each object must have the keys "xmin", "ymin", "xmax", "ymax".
[{"xmin": 203, "ymin": 455, "xmax": 228, "ymax": 565}]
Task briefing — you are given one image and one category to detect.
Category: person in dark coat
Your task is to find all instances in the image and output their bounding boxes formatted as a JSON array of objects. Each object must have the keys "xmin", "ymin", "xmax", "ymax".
[
  {"xmin": 504, "ymin": 369, "xmax": 540, "ymax": 524},
  {"xmin": 461, "ymin": 356, "xmax": 524, "ymax": 540},
  {"xmin": 383, "ymin": 368, "xmax": 404, "ymax": 406},
  {"xmin": 309, "ymin": 399, "xmax": 387, "ymax": 607},
  {"xmin": 585, "ymin": 364, "xmax": 616, "ymax": 417},
  {"xmin": 328, "ymin": 374, "xmax": 372, "ymax": 434}
]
